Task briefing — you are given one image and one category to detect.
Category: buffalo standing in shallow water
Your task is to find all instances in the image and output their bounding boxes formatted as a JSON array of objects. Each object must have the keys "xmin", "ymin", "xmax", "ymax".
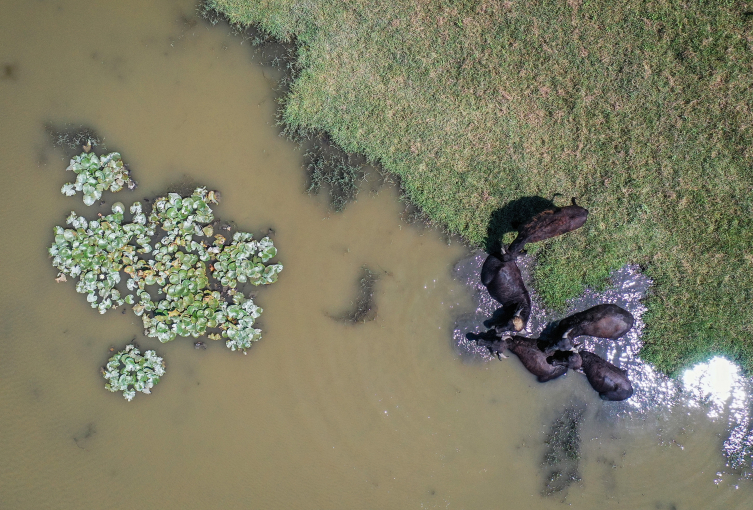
[
  {"xmin": 475, "ymin": 335, "xmax": 582, "ymax": 383},
  {"xmin": 577, "ymin": 350, "xmax": 633, "ymax": 401},
  {"xmin": 543, "ymin": 304, "xmax": 634, "ymax": 352},
  {"xmin": 480, "ymin": 251, "xmax": 531, "ymax": 334},
  {"xmin": 506, "ymin": 198, "xmax": 589, "ymax": 258}
]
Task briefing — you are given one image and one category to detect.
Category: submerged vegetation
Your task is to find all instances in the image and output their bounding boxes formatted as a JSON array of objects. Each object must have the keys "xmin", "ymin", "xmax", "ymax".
[
  {"xmin": 50, "ymin": 149, "xmax": 283, "ymax": 353},
  {"xmin": 205, "ymin": 0, "xmax": 753, "ymax": 374},
  {"xmin": 542, "ymin": 406, "xmax": 584, "ymax": 496},
  {"xmin": 102, "ymin": 344, "xmax": 166, "ymax": 401},
  {"xmin": 332, "ymin": 266, "xmax": 380, "ymax": 323},
  {"xmin": 305, "ymin": 147, "xmax": 363, "ymax": 212}
]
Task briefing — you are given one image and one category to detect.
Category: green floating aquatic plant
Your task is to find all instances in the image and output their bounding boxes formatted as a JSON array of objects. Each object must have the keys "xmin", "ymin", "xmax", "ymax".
[
  {"xmin": 61, "ymin": 151, "xmax": 135, "ymax": 206},
  {"xmin": 50, "ymin": 150, "xmax": 283, "ymax": 352},
  {"xmin": 102, "ymin": 344, "xmax": 165, "ymax": 401},
  {"xmin": 213, "ymin": 232, "xmax": 282, "ymax": 288}
]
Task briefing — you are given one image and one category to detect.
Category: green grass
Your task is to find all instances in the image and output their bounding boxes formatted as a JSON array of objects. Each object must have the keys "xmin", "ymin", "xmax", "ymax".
[{"xmin": 205, "ymin": 0, "xmax": 753, "ymax": 375}]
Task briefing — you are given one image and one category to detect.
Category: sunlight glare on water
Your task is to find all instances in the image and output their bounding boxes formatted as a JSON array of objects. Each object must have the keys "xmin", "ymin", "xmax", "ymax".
[{"xmin": 683, "ymin": 357, "xmax": 741, "ymax": 419}]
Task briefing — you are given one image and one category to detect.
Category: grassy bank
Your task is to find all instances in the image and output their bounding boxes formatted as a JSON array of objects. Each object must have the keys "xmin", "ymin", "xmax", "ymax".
[{"xmin": 205, "ymin": 0, "xmax": 753, "ymax": 375}]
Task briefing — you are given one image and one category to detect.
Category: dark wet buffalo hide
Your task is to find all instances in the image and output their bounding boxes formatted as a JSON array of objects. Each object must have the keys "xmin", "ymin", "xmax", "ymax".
[
  {"xmin": 544, "ymin": 304, "xmax": 634, "ymax": 352},
  {"xmin": 578, "ymin": 350, "xmax": 633, "ymax": 401},
  {"xmin": 507, "ymin": 198, "xmax": 588, "ymax": 257},
  {"xmin": 477, "ymin": 335, "xmax": 581, "ymax": 383},
  {"xmin": 480, "ymin": 253, "xmax": 531, "ymax": 334}
]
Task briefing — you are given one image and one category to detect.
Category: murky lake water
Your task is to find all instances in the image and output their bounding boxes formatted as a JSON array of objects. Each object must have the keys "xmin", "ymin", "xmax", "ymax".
[{"xmin": 1, "ymin": 1, "xmax": 752, "ymax": 508}]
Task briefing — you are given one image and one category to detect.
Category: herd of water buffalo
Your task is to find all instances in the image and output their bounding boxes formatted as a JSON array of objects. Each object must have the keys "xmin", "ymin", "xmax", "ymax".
[{"xmin": 468, "ymin": 198, "xmax": 635, "ymax": 401}]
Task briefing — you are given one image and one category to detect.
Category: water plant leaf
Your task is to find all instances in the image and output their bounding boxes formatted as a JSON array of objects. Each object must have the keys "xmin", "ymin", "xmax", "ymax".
[
  {"xmin": 62, "ymin": 151, "xmax": 134, "ymax": 204},
  {"xmin": 102, "ymin": 344, "xmax": 165, "ymax": 401}
]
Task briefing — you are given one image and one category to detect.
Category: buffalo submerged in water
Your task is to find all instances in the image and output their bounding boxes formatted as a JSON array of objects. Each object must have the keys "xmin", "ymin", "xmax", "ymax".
[
  {"xmin": 475, "ymin": 333, "xmax": 582, "ymax": 383},
  {"xmin": 576, "ymin": 350, "xmax": 634, "ymax": 401}
]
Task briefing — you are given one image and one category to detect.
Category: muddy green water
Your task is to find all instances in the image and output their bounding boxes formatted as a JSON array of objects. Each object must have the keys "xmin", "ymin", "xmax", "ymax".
[{"xmin": 1, "ymin": 1, "xmax": 751, "ymax": 508}]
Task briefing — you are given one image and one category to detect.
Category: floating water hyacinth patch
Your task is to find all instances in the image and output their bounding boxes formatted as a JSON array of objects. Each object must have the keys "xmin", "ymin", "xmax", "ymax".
[
  {"xmin": 50, "ymin": 172, "xmax": 283, "ymax": 352},
  {"xmin": 102, "ymin": 344, "xmax": 165, "ymax": 401},
  {"xmin": 61, "ymin": 151, "xmax": 135, "ymax": 205},
  {"xmin": 213, "ymin": 232, "xmax": 283, "ymax": 287}
]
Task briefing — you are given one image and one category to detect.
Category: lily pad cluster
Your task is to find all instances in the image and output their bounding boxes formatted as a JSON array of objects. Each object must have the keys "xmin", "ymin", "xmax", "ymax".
[
  {"xmin": 102, "ymin": 344, "xmax": 165, "ymax": 401},
  {"xmin": 49, "ymin": 150, "xmax": 283, "ymax": 352},
  {"xmin": 61, "ymin": 151, "xmax": 136, "ymax": 206}
]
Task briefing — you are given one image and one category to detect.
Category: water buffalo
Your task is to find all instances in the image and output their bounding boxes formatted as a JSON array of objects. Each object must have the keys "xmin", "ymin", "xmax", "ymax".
[
  {"xmin": 578, "ymin": 350, "xmax": 633, "ymax": 401},
  {"xmin": 476, "ymin": 335, "xmax": 582, "ymax": 383},
  {"xmin": 480, "ymin": 251, "xmax": 531, "ymax": 334},
  {"xmin": 506, "ymin": 198, "xmax": 588, "ymax": 257},
  {"xmin": 543, "ymin": 304, "xmax": 634, "ymax": 352}
]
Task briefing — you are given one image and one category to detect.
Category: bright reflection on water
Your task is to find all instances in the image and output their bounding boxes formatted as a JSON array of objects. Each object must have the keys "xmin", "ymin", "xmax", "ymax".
[
  {"xmin": 683, "ymin": 357, "xmax": 740, "ymax": 419},
  {"xmin": 679, "ymin": 356, "xmax": 753, "ymax": 478},
  {"xmin": 452, "ymin": 252, "xmax": 753, "ymax": 480}
]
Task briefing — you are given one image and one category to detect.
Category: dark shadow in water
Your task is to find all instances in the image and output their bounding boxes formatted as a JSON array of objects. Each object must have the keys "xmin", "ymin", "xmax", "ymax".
[
  {"xmin": 72, "ymin": 422, "xmax": 97, "ymax": 450},
  {"xmin": 542, "ymin": 405, "xmax": 585, "ymax": 497},
  {"xmin": 329, "ymin": 266, "xmax": 382, "ymax": 324},
  {"xmin": 2, "ymin": 62, "xmax": 17, "ymax": 80},
  {"xmin": 483, "ymin": 195, "xmax": 555, "ymax": 255}
]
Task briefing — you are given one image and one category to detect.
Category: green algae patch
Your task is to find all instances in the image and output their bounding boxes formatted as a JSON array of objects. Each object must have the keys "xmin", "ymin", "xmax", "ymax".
[{"xmin": 205, "ymin": 0, "xmax": 753, "ymax": 375}]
